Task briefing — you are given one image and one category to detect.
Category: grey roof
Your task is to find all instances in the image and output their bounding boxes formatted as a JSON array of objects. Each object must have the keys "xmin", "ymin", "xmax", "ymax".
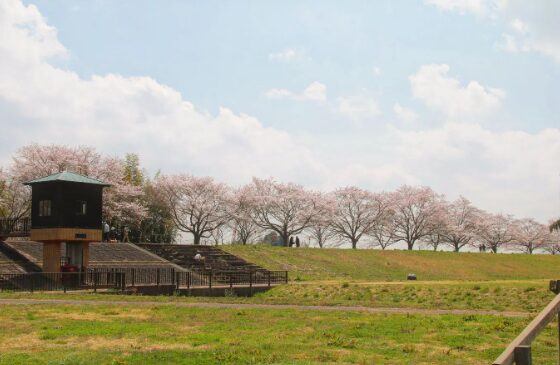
[{"xmin": 24, "ymin": 171, "xmax": 111, "ymax": 187}]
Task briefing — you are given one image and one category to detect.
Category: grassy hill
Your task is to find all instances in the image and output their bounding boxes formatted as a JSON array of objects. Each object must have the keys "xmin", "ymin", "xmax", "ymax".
[{"xmin": 222, "ymin": 245, "xmax": 560, "ymax": 281}]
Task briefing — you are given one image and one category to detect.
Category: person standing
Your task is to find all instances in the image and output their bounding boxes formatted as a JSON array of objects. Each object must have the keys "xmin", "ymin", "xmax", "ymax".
[
  {"xmin": 289, "ymin": 236, "xmax": 294, "ymax": 247},
  {"xmin": 123, "ymin": 226, "xmax": 130, "ymax": 243},
  {"xmin": 103, "ymin": 222, "xmax": 110, "ymax": 242},
  {"xmin": 295, "ymin": 236, "xmax": 300, "ymax": 247}
]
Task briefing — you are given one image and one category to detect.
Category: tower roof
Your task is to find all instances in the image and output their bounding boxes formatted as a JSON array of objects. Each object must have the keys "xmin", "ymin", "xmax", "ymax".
[{"xmin": 24, "ymin": 171, "xmax": 111, "ymax": 187}]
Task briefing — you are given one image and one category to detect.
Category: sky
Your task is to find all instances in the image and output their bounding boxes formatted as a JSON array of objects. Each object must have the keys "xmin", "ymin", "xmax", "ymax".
[{"xmin": 0, "ymin": 0, "xmax": 559, "ymax": 222}]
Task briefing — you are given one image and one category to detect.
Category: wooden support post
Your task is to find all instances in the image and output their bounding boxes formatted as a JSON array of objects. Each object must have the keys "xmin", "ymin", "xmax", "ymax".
[
  {"xmin": 249, "ymin": 271, "xmax": 253, "ymax": 288},
  {"xmin": 209, "ymin": 271, "xmax": 213, "ymax": 289},
  {"xmin": 230, "ymin": 273, "xmax": 233, "ymax": 289},
  {"xmin": 131, "ymin": 268, "xmax": 135, "ymax": 287},
  {"xmin": 187, "ymin": 272, "xmax": 190, "ymax": 289},
  {"xmin": 156, "ymin": 268, "xmax": 160, "ymax": 287},
  {"xmin": 267, "ymin": 271, "xmax": 271, "ymax": 287},
  {"xmin": 93, "ymin": 270, "xmax": 98, "ymax": 293},
  {"xmin": 514, "ymin": 346, "xmax": 532, "ymax": 365}
]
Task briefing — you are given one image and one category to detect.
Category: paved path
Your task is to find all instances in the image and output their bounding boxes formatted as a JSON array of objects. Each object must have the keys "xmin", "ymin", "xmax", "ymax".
[{"xmin": 0, "ymin": 298, "xmax": 530, "ymax": 317}]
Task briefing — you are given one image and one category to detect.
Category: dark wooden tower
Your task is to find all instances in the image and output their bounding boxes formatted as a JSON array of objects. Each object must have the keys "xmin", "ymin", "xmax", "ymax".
[{"xmin": 25, "ymin": 171, "xmax": 110, "ymax": 272}]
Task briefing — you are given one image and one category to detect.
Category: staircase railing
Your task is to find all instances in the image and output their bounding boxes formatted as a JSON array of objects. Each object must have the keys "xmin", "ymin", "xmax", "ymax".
[
  {"xmin": 492, "ymin": 280, "xmax": 560, "ymax": 365},
  {"xmin": 0, "ymin": 217, "xmax": 31, "ymax": 237}
]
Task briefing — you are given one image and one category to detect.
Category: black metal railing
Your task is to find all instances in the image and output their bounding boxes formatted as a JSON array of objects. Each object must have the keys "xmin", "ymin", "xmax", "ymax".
[
  {"xmin": 0, "ymin": 218, "xmax": 31, "ymax": 237},
  {"xmin": 492, "ymin": 280, "xmax": 560, "ymax": 365},
  {"xmin": 0, "ymin": 268, "xmax": 289, "ymax": 293}
]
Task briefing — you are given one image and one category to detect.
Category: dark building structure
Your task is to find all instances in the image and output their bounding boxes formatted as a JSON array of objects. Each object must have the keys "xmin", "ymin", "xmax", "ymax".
[{"xmin": 25, "ymin": 171, "xmax": 110, "ymax": 272}]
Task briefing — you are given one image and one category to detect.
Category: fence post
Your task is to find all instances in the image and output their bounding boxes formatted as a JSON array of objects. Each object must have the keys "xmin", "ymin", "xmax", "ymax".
[
  {"xmin": 249, "ymin": 271, "xmax": 253, "ymax": 288},
  {"xmin": 209, "ymin": 271, "xmax": 213, "ymax": 289},
  {"xmin": 230, "ymin": 272, "xmax": 233, "ymax": 289},
  {"xmin": 30, "ymin": 274, "xmax": 34, "ymax": 293},
  {"xmin": 156, "ymin": 268, "xmax": 160, "ymax": 287},
  {"xmin": 267, "ymin": 271, "xmax": 271, "ymax": 287},
  {"xmin": 285, "ymin": 271, "xmax": 288, "ymax": 284},
  {"xmin": 514, "ymin": 346, "xmax": 532, "ymax": 365}
]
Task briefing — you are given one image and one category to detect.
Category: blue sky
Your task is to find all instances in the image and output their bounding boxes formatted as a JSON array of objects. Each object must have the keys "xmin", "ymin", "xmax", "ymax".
[
  {"xmin": 1, "ymin": 0, "xmax": 559, "ymax": 221},
  {"xmin": 26, "ymin": 0, "xmax": 559, "ymax": 133}
]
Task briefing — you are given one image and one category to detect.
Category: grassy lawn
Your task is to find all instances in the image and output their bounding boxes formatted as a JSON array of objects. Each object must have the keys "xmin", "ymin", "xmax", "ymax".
[
  {"xmin": 0, "ymin": 303, "xmax": 556, "ymax": 365},
  {"xmin": 223, "ymin": 245, "xmax": 560, "ymax": 281},
  {"xmin": 0, "ymin": 279, "xmax": 555, "ymax": 313}
]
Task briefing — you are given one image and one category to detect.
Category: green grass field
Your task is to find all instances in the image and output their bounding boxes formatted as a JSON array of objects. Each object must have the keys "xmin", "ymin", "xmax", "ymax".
[
  {"xmin": 223, "ymin": 245, "xmax": 560, "ymax": 281},
  {"xmin": 0, "ymin": 303, "xmax": 557, "ymax": 365},
  {"xmin": 2, "ymin": 246, "xmax": 559, "ymax": 364}
]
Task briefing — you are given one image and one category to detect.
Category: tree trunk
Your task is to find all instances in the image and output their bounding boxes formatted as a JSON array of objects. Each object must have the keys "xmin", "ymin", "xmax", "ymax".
[
  {"xmin": 351, "ymin": 238, "xmax": 358, "ymax": 249},
  {"xmin": 407, "ymin": 241, "xmax": 414, "ymax": 250},
  {"xmin": 193, "ymin": 233, "xmax": 201, "ymax": 245},
  {"xmin": 281, "ymin": 233, "xmax": 289, "ymax": 247}
]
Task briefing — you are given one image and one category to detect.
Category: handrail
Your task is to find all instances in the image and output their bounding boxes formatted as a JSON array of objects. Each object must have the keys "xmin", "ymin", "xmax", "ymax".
[{"xmin": 492, "ymin": 280, "xmax": 560, "ymax": 365}]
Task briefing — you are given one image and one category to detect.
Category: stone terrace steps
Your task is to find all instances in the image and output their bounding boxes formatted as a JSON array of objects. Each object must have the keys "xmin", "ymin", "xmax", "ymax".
[
  {"xmin": 2, "ymin": 241, "xmax": 182, "ymax": 271},
  {"xmin": 0, "ymin": 241, "xmax": 42, "ymax": 274},
  {"xmin": 138, "ymin": 244, "xmax": 268, "ymax": 273}
]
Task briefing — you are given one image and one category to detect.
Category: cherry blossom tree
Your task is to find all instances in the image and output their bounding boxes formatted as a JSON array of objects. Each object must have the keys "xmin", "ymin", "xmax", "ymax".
[
  {"xmin": 544, "ymin": 228, "xmax": 560, "ymax": 255},
  {"xmin": 391, "ymin": 185, "xmax": 446, "ymax": 250},
  {"xmin": 370, "ymin": 205, "xmax": 398, "ymax": 250},
  {"xmin": 228, "ymin": 186, "xmax": 261, "ymax": 245},
  {"xmin": 10, "ymin": 144, "xmax": 147, "ymax": 227},
  {"xmin": 306, "ymin": 193, "xmax": 337, "ymax": 248},
  {"xmin": 513, "ymin": 218, "xmax": 550, "ymax": 254},
  {"xmin": 329, "ymin": 187, "xmax": 387, "ymax": 249},
  {"xmin": 477, "ymin": 213, "xmax": 516, "ymax": 253},
  {"xmin": 0, "ymin": 169, "xmax": 30, "ymax": 221},
  {"xmin": 154, "ymin": 174, "xmax": 230, "ymax": 245},
  {"xmin": 248, "ymin": 178, "xmax": 323, "ymax": 247},
  {"xmin": 440, "ymin": 197, "xmax": 482, "ymax": 252}
]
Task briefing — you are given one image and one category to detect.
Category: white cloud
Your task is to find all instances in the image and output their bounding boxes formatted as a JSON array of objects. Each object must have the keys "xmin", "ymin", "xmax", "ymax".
[
  {"xmin": 0, "ymin": 0, "xmax": 326, "ymax": 185},
  {"xmin": 388, "ymin": 123, "xmax": 560, "ymax": 221},
  {"xmin": 265, "ymin": 81, "xmax": 326, "ymax": 102},
  {"xmin": 268, "ymin": 48, "xmax": 309, "ymax": 63},
  {"xmin": 409, "ymin": 64, "xmax": 505, "ymax": 119},
  {"xmin": 264, "ymin": 88, "xmax": 293, "ymax": 99},
  {"xmin": 372, "ymin": 66, "xmax": 382, "ymax": 77},
  {"xmin": 425, "ymin": 0, "xmax": 501, "ymax": 16},
  {"xmin": 335, "ymin": 94, "xmax": 382, "ymax": 122},
  {"xmin": 302, "ymin": 82, "xmax": 326, "ymax": 102},
  {"xmin": 427, "ymin": 0, "xmax": 560, "ymax": 63},
  {"xmin": 393, "ymin": 103, "xmax": 418, "ymax": 123}
]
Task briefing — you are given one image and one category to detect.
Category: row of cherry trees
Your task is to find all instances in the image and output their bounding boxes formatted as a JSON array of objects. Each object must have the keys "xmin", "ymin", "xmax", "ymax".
[
  {"xmin": 1, "ymin": 144, "xmax": 558, "ymax": 252},
  {"xmin": 155, "ymin": 174, "xmax": 559, "ymax": 253}
]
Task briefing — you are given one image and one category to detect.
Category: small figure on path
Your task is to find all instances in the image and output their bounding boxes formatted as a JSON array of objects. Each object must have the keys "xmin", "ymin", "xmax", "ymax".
[
  {"xmin": 103, "ymin": 222, "xmax": 110, "ymax": 242},
  {"xmin": 295, "ymin": 236, "xmax": 300, "ymax": 247},
  {"xmin": 289, "ymin": 236, "xmax": 294, "ymax": 247},
  {"xmin": 122, "ymin": 226, "xmax": 130, "ymax": 243}
]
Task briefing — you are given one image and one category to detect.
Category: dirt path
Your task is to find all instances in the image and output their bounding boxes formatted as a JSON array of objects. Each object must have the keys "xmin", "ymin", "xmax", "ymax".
[{"xmin": 0, "ymin": 298, "xmax": 530, "ymax": 317}]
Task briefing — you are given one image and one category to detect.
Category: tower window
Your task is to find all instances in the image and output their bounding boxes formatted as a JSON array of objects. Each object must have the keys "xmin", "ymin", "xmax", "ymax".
[
  {"xmin": 76, "ymin": 200, "xmax": 87, "ymax": 215},
  {"xmin": 39, "ymin": 200, "xmax": 52, "ymax": 217}
]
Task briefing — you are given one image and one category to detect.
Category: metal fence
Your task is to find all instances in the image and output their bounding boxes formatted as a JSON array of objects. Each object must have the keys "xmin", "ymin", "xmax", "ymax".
[
  {"xmin": 0, "ymin": 268, "xmax": 288, "ymax": 293},
  {"xmin": 492, "ymin": 280, "xmax": 560, "ymax": 365}
]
